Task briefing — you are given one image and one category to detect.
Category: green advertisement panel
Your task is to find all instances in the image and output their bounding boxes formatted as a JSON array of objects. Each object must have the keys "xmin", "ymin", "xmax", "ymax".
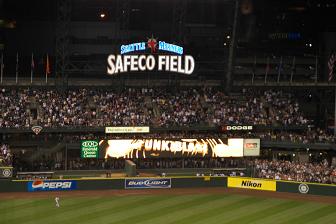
[
  {"xmin": 276, "ymin": 181, "xmax": 336, "ymax": 196},
  {"xmin": 81, "ymin": 140, "xmax": 99, "ymax": 158}
]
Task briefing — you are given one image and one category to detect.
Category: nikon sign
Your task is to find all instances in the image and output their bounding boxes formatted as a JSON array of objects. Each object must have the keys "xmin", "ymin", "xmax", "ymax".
[
  {"xmin": 81, "ymin": 140, "xmax": 99, "ymax": 158},
  {"xmin": 228, "ymin": 177, "xmax": 276, "ymax": 191}
]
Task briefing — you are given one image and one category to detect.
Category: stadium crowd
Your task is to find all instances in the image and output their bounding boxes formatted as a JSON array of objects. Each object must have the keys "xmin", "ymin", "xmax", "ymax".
[
  {"xmin": 0, "ymin": 88, "xmax": 309, "ymax": 128},
  {"xmin": 208, "ymin": 88, "xmax": 308, "ymax": 126},
  {"xmin": 259, "ymin": 128, "xmax": 336, "ymax": 144},
  {"xmin": 2, "ymin": 87, "xmax": 336, "ymax": 185},
  {"xmin": 253, "ymin": 159, "xmax": 336, "ymax": 184}
]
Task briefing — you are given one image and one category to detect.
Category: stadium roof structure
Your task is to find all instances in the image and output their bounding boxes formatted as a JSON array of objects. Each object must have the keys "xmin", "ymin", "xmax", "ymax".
[{"xmin": 0, "ymin": 0, "xmax": 335, "ymax": 83}]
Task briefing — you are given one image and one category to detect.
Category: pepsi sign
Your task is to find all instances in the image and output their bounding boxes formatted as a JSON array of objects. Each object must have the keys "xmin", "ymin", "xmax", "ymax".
[{"xmin": 28, "ymin": 180, "xmax": 77, "ymax": 192}]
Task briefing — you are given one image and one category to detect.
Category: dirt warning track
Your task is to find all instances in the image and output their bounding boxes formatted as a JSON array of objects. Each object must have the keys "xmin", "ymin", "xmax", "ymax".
[{"xmin": 0, "ymin": 187, "xmax": 335, "ymax": 204}]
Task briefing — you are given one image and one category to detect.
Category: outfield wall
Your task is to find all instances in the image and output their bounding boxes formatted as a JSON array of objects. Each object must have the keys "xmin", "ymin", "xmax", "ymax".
[
  {"xmin": 276, "ymin": 180, "xmax": 336, "ymax": 196},
  {"xmin": 0, "ymin": 176, "xmax": 227, "ymax": 192},
  {"xmin": 226, "ymin": 177, "xmax": 336, "ymax": 196},
  {"xmin": 0, "ymin": 177, "xmax": 335, "ymax": 197}
]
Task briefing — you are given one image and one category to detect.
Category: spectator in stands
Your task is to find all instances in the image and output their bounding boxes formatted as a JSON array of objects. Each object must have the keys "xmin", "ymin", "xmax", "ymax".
[{"xmin": 0, "ymin": 144, "xmax": 12, "ymax": 166}]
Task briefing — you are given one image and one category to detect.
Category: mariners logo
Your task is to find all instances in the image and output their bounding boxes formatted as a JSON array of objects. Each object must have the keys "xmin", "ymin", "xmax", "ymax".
[
  {"xmin": 31, "ymin": 125, "xmax": 43, "ymax": 135},
  {"xmin": 298, "ymin": 183, "xmax": 309, "ymax": 194},
  {"xmin": 147, "ymin": 36, "xmax": 157, "ymax": 53},
  {"xmin": 2, "ymin": 169, "xmax": 12, "ymax": 177}
]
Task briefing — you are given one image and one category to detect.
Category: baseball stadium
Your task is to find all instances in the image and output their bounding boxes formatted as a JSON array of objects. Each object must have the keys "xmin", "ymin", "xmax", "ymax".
[{"xmin": 0, "ymin": 0, "xmax": 336, "ymax": 223}]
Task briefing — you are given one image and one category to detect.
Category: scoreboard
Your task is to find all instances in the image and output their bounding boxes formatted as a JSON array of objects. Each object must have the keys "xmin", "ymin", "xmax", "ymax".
[{"xmin": 96, "ymin": 138, "xmax": 260, "ymax": 159}]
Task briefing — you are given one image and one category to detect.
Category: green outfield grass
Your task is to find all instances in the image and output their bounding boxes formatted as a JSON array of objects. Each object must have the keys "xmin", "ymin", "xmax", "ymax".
[{"xmin": 1, "ymin": 193, "xmax": 335, "ymax": 224}]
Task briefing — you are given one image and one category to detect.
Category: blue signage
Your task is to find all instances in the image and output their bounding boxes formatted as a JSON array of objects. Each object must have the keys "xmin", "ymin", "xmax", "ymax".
[
  {"xmin": 27, "ymin": 180, "xmax": 77, "ymax": 192},
  {"xmin": 120, "ymin": 38, "xmax": 183, "ymax": 55},
  {"xmin": 158, "ymin": 41, "xmax": 183, "ymax": 55},
  {"xmin": 121, "ymin": 42, "xmax": 146, "ymax": 54},
  {"xmin": 125, "ymin": 178, "xmax": 171, "ymax": 189}
]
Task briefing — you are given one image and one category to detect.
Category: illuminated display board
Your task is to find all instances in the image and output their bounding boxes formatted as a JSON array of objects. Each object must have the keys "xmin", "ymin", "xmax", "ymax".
[
  {"xmin": 98, "ymin": 138, "xmax": 260, "ymax": 159},
  {"xmin": 105, "ymin": 126, "xmax": 150, "ymax": 133},
  {"xmin": 107, "ymin": 37, "xmax": 195, "ymax": 75}
]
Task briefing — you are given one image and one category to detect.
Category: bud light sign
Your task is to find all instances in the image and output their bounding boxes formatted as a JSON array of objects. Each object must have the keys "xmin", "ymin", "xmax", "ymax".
[
  {"xmin": 125, "ymin": 178, "xmax": 171, "ymax": 189},
  {"xmin": 28, "ymin": 180, "xmax": 77, "ymax": 192}
]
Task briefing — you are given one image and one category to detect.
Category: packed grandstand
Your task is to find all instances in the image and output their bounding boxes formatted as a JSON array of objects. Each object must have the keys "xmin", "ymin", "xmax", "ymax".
[
  {"xmin": 0, "ymin": 88, "xmax": 309, "ymax": 127},
  {"xmin": 0, "ymin": 87, "xmax": 335, "ymax": 184}
]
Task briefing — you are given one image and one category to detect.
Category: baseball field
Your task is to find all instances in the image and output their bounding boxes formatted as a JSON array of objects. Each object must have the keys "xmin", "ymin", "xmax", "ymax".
[{"xmin": 1, "ymin": 188, "xmax": 335, "ymax": 224}]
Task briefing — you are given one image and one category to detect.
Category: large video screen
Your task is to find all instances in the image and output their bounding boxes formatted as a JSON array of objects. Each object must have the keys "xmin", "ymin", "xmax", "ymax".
[{"xmin": 98, "ymin": 138, "xmax": 260, "ymax": 159}]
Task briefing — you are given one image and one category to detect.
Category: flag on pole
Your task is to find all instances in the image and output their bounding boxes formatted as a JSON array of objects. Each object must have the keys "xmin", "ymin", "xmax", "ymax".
[
  {"xmin": 45, "ymin": 54, "xmax": 50, "ymax": 83},
  {"xmin": 0, "ymin": 53, "xmax": 4, "ymax": 84},
  {"xmin": 30, "ymin": 53, "xmax": 35, "ymax": 84},
  {"xmin": 328, "ymin": 52, "xmax": 335, "ymax": 82},
  {"xmin": 15, "ymin": 52, "xmax": 18, "ymax": 84}
]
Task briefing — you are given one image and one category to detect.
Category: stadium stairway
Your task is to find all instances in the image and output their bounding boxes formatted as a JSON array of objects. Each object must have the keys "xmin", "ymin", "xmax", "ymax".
[
  {"xmin": 28, "ymin": 96, "xmax": 39, "ymax": 125},
  {"xmin": 147, "ymin": 96, "xmax": 162, "ymax": 126},
  {"xmin": 144, "ymin": 96, "xmax": 152, "ymax": 116},
  {"xmin": 199, "ymin": 94, "xmax": 214, "ymax": 126}
]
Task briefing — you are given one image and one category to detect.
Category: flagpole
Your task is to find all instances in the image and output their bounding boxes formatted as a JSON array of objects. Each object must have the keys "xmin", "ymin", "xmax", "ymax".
[
  {"xmin": 31, "ymin": 53, "xmax": 33, "ymax": 84},
  {"xmin": 329, "ymin": 52, "xmax": 335, "ymax": 82},
  {"xmin": 290, "ymin": 56, "xmax": 295, "ymax": 84},
  {"xmin": 264, "ymin": 57, "xmax": 269, "ymax": 84},
  {"xmin": 15, "ymin": 52, "xmax": 18, "ymax": 84},
  {"xmin": 45, "ymin": 54, "xmax": 48, "ymax": 84},
  {"xmin": 315, "ymin": 55, "xmax": 318, "ymax": 83},
  {"xmin": 0, "ymin": 53, "xmax": 3, "ymax": 84},
  {"xmin": 252, "ymin": 55, "xmax": 256, "ymax": 84},
  {"xmin": 277, "ymin": 56, "xmax": 282, "ymax": 83}
]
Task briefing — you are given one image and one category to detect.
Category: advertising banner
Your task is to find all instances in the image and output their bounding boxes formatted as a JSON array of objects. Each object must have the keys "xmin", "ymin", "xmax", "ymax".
[
  {"xmin": 221, "ymin": 125, "xmax": 253, "ymax": 131},
  {"xmin": 125, "ymin": 178, "xmax": 171, "ymax": 189},
  {"xmin": 243, "ymin": 139, "xmax": 260, "ymax": 156},
  {"xmin": 81, "ymin": 140, "xmax": 99, "ymax": 158},
  {"xmin": 27, "ymin": 180, "xmax": 77, "ymax": 192},
  {"xmin": 105, "ymin": 126, "xmax": 150, "ymax": 134},
  {"xmin": 227, "ymin": 177, "xmax": 276, "ymax": 191},
  {"xmin": 99, "ymin": 138, "xmax": 257, "ymax": 159}
]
